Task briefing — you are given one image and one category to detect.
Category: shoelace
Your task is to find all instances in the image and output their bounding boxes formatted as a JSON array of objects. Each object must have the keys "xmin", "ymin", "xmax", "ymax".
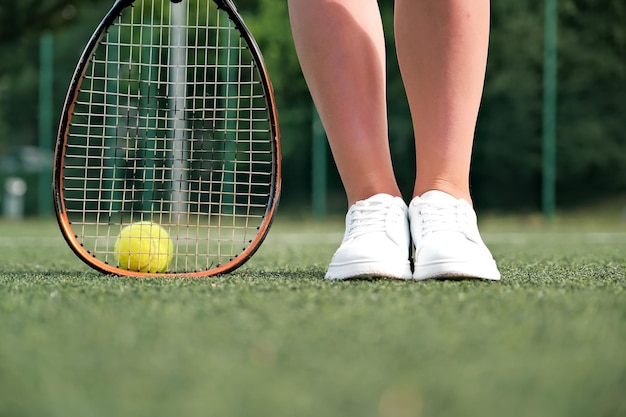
[
  {"xmin": 417, "ymin": 202, "xmax": 470, "ymax": 236},
  {"xmin": 347, "ymin": 203, "xmax": 402, "ymax": 239}
]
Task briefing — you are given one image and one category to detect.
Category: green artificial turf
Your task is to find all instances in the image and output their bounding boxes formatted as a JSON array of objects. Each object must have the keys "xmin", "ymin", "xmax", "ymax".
[{"xmin": 0, "ymin": 216, "xmax": 624, "ymax": 417}]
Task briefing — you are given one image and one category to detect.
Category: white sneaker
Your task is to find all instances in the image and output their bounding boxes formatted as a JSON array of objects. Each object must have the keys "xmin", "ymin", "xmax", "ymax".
[
  {"xmin": 409, "ymin": 190, "xmax": 501, "ymax": 281},
  {"xmin": 325, "ymin": 194, "xmax": 413, "ymax": 280}
]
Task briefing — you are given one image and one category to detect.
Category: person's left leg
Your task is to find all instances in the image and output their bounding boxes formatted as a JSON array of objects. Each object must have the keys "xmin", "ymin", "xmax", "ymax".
[
  {"xmin": 394, "ymin": 0, "xmax": 500, "ymax": 280},
  {"xmin": 395, "ymin": 0, "xmax": 489, "ymax": 203}
]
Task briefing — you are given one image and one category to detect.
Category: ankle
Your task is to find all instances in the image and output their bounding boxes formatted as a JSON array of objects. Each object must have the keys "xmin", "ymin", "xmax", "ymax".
[
  {"xmin": 345, "ymin": 184, "xmax": 404, "ymax": 207},
  {"xmin": 413, "ymin": 181, "xmax": 471, "ymax": 205}
]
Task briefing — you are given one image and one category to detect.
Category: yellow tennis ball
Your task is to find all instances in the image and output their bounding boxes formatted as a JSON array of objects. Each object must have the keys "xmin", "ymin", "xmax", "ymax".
[{"xmin": 114, "ymin": 221, "xmax": 174, "ymax": 273}]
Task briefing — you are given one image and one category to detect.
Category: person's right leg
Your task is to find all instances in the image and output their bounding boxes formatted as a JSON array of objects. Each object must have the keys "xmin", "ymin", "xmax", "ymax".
[
  {"xmin": 288, "ymin": 0, "xmax": 411, "ymax": 279},
  {"xmin": 288, "ymin": 0, "xmax": 401, "ymax": 207}
]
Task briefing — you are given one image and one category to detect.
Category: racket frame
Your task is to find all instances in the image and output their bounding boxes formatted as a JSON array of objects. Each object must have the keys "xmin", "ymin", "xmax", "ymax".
[{"xmin": 53, "ymin": 0, "xmax": 281, "ymax": 278}]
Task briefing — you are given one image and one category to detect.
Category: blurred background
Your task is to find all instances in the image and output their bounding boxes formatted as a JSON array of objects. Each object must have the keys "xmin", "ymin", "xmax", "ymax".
[{"xmin": 0, "ymin": 0, "xmax": 624, "ymax": 220}]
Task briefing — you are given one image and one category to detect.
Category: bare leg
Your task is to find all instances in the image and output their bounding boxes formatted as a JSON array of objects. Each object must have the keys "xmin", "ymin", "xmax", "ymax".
[
  {"xmin": 288, "ymin": 0, "xmax": 401, "ymax": 206},
  {"xmin": 395, "ymin": 0, "xmax": 490, "ymax": 203},
  {"xmin": 397, "ymin": 0, "xmax": 500, "ymax": 280}
]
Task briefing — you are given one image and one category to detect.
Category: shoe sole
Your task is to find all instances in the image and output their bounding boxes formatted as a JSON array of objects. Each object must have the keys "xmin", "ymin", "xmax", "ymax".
[
  {"xmin": 414, "ymin": 260, "xmax": 501, "ymax": 281},
  {"xmin": 326, "ymin": 261, "xmax": 413, "ymax": 280}
]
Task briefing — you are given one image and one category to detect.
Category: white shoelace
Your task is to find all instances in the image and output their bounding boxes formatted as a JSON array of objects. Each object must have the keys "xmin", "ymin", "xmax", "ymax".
[
  {"xmin": 417, "ymin": 203, "xmax": 470, "ymax": 236},
  {"xmin": 347, "ymin": 203, "xmax": 401, "ymax": 239}
]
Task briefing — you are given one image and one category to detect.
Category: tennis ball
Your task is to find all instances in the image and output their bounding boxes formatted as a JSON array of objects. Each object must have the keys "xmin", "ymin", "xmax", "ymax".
[{"xmin": 114, "ymin": 221, "xmax": 174, "ymax": 273}]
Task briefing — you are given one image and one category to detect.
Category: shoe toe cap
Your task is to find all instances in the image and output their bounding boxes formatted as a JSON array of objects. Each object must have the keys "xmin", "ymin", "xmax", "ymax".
[
  {"xmin": 417, "ymin": 231, "xmax": 494, "ymax": 264},
  {"xmin": 333, "ymin": 232, "xmax": 409, "ymax": 262}
]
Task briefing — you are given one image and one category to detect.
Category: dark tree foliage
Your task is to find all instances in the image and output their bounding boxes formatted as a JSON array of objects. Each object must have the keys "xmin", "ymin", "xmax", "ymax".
[{"xmin": 0, "ymin": 0, "xmax": 105, "ymax": 43}]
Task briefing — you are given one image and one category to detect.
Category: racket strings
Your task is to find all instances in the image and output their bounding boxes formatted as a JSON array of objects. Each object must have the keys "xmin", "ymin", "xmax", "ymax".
[{"xmin": 63, "ymin": 0, "xmax": 274, "ymax": 273}]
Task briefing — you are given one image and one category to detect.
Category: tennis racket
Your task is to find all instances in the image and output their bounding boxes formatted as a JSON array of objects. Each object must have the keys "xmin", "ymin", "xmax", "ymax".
[{"xmin": 53, "ymin": 0, "xmax": 281, "ymax": 277}]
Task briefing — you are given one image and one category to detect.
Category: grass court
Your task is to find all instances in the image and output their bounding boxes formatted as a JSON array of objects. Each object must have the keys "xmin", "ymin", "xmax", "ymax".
[{"xmin": 0, "ymin": 213, "xmax": 625, "ymax": 417}]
